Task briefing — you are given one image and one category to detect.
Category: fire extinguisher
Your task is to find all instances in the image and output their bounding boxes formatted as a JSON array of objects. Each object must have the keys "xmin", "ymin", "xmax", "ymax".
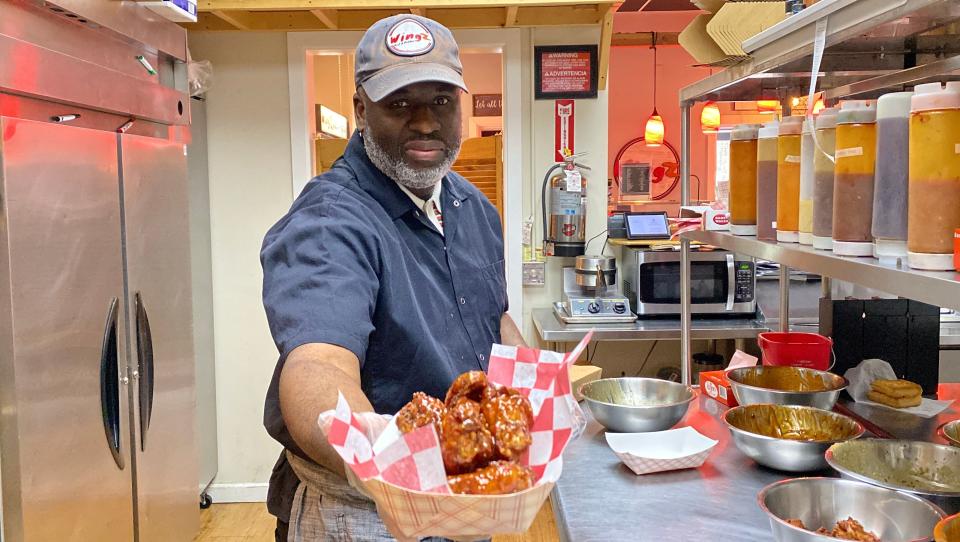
[{"xmin": 541, "ymin": 153, "xmax": 591, "ymax": 257}]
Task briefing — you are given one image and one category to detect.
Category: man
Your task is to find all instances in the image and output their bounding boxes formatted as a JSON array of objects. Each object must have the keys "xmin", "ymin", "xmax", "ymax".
[{"xmin": 260, "ymin": 14, "xmax": 525, "ymax": 541}]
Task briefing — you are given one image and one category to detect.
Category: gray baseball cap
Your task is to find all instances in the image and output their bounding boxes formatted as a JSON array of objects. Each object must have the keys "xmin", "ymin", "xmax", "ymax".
[{"xmin": 355, "ymin": 14, "xmax": 468, "ymax": 102}]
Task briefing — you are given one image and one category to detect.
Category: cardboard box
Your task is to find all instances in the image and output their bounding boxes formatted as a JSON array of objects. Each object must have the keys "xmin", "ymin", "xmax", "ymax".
[
  {"xmin": 570, "ymin": 364, "xmax": 602, "ymax": 401},
  {"xmin": 680, "ymin": 206, "xmax": 731, "ymax": 231},
  {"xmin": 701, "ymin": 370, "xmax": 738, "ymax": 407}
]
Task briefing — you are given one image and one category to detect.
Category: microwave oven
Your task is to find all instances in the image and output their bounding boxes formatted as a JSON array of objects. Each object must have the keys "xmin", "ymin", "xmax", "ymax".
[{"xmin": 621, "ymin": 248, "xmax": 757, "ymax": 316}]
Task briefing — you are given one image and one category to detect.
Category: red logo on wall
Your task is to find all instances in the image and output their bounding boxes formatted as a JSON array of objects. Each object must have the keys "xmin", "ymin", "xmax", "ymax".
[
  {"xmin": 562, "ymin": 224, "xmax": 576, "ymax": 237},
  {"xmin": 713, "ymin": 214, "xmax": 730, "ymax": 225}
]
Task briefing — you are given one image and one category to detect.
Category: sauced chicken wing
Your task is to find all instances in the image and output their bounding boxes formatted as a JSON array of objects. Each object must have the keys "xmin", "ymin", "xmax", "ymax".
[
  {"xmin": 481, "ymin": 386, "xmax": 534, "ymax": 461},
  {"xmin": 444, "ymin": 371, "xmax": 492, "ymax": 406},
  {"xmin": 395, "ymin": 392, "xmax": 445, "ymax": 435},
  {"xmin": 447, "ymin": 461, "xmax": 535, "ymax": 495},
  {"xmin": 440, "ymin": 397, "xmax": 495, "ymax": 474}
]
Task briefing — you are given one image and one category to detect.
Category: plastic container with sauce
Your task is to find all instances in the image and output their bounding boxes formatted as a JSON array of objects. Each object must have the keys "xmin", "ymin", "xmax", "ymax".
[
  {"xmin": 812, "ymin": 108, "xmax": 839, "ymax": 250},
  {"xmin": 832, "ymin": 101, "xmax": 877, "ymax": 256},
  {"xmin": 777, "ymin": 116, "xmax": 804, "ymax": 243},
  {"xmin": 757, "ymin": 120, "xmax": 780, "ymax": 241},
  {"xmin": 908, "ymin": 82, "xmax": 960, "ymax": 270},
  {"xmin": 871, "ymin": 92, "xmax": 913, "ymax": 262},
  {"xmin": 729, "ymin": 124, "xmax": 761, "ymax": 235},
  {"xmin": 798, "ymin": 119, "xmax": 816, "ymax": 245}
]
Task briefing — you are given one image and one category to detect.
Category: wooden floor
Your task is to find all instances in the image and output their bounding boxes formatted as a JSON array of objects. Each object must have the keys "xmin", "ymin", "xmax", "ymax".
[{"xmin": 195, "ymin": 500, "xmax": 559, "ymax": 542}]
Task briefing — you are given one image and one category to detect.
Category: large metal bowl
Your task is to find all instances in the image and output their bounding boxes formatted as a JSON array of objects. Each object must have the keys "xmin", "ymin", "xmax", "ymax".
[
  {"xmin": 826, "ymin": 439, "xmax": 960, "ymax": 515},
  {"xmin": 725, "ymin": 404, "xmax": 864, "ymax": 472},
  {"xmin": 760, "ymin": 477, "xmax": 945, "ymax": 542},
  {"xmin": 579, "ymin": 378, "xmax": 694, "ymax": 433},
  {"xmin": 727, "ymin": 366, "xmax": 847, "ymax": 410},
  {"xmin": 935, "ymin": 513, "xmax": 960, "ymax": 542},
  {"xmin": 939, "ymin": 420, "xmax": 960, "ymax": 448}
]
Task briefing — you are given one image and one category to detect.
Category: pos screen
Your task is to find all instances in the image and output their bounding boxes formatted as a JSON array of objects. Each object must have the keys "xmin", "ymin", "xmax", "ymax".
[{"xmin": 624, "ymin": 212, "xmax": 671, "ymax": 240}]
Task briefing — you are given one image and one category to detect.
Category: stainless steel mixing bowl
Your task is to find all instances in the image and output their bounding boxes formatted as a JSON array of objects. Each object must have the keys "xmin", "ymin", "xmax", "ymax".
[
  {"xmin": 826, "ymin": 439, "xmax": 960, "ymax": 515},
  {"xmin": 725, "ymin": 404, "xmax": 864, "ymax": 472},
  {"xmin": 760, "ymin": 477, "xmax": 945, "ymax": 542},
  {"xmin": 939, "ymin": 419, "xmax": 960, "ymax": 448},
  {"xmin": 579, "ymin": 378, "xmax": 694, "ymax": 433},
  {"xmin": 727, "ymin": 366, "xmax": 847, "ymax": 410},
  {"xmin": 936, "ymin": 513, "xmax": 960, "ymax": 542}
]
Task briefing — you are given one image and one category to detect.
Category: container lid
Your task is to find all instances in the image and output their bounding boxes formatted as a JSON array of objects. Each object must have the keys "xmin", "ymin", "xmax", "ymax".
[
  {"xmin": 778, "ymin": 116, "xmax": 804, "ymax": 135},
  {"xmin": 876, "ymin": 91, "xmax": 914, "ymax": 120},
  {"xmin": 758, "ymin": 120, "xmax": 780, "ymax": 139},
  {"xmin": 838, "ymin": 100, "xmax": 876, "ymax": 124},
  {"xmin": 911, "ymin": 82, "xmax": 960, "ymax": 113},
  {"xmin": 815, "ymin": 107, "xmax": 840, "ymax": 130},
  {"xmin": 731, "ymin": 123, "xmax": 761, "ymax": 141}
]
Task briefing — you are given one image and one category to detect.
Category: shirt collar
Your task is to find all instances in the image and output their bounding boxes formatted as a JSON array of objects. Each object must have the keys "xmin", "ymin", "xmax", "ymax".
[
  {"xmin": 342, "ymin": 132, "xmax": 470, "ymax": 220},
  {"xmin": 395, "ymin": 180, "xmax": 441, "ymax": 212}
]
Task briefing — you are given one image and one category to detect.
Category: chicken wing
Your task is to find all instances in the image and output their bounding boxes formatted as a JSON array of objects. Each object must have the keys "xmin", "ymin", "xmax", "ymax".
[
  {"xmin": 444, "ymin": 371, "xmax": 491, "ymax": 406},
  {"xmin": 440, "ymin": 396, "xmax": 495, "ymax": 474},
  {"xmin": 395, "ymin": 392, "xmax": 445, "ymax": 435},
  {"xmin": 481, "ymin": 386, "xmax": 534, "ymax": 461},
  {"xmin": 447, "ymin": 461, "xmax": 535, "ymax": 495}
]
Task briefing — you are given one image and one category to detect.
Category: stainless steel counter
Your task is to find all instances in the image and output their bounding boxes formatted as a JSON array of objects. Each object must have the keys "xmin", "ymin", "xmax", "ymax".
[
  {"xmin": 533, "ymin": 308, "xmax": 769, "ymax": 343},
  {"xmin": 551, "ymin": 392, "xmax": 960, "ymax": 542}
]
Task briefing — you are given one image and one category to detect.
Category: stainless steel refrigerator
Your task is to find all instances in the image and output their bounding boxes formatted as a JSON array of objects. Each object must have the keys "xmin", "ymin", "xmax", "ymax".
[{"xmin": 0, "ymin": 1, "xmax": 199, "ymax": 540}]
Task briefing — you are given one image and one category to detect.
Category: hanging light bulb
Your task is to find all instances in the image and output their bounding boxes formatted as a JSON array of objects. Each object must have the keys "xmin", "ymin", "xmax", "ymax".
[
  {"xmin": 701, "ymin": 101, "xmax": 721, "ymax": 134},
  {"xmin": 756, "ymin": 99, "xmax": 780, "ymax": 112},
  {"xmin": 645, "ymin": 39, "xmax": 664, "ymax": 146}
]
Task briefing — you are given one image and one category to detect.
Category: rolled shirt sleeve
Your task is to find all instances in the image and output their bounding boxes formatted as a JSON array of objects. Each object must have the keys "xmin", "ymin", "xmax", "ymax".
[{"xmin": 261, "ymin": 186, "xmax": 381, "ymax": 365}]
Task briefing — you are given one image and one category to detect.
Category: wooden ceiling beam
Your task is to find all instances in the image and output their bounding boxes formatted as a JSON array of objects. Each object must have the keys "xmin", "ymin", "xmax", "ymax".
[
  {"xmin": 410, "ymin": 7, "xmax": 426, "ymax": 16},
  {"xmin": 310, "ymin": 8, "xmax": 339, "ymax": 28},
  {"xmin": 210, "ymin": 9, "xmax": 256, "ymax": 29},
  {"xmin": 597, "ymin": 5, "xmax": 615, "ymax": 90},
  {"xmin": 504, "ymin": 5, "xmax": 518, "ymax": 26},
  {"xmin": 198, "ymin": 0, "xmax": 618, "ymax": 11}
]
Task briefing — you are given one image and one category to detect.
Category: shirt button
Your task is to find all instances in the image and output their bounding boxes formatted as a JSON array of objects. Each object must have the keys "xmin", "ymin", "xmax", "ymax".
[
  {"xmin": 414, "ymin": 210, "xmax": 421, "ymax": 216},
  {"xmin": 453, "ymin": 200, "xmax": 461, "ymax": 207},
  {"xmin": 479, "ymin": 354, "xmax": 485, "ymax": 361},
  {"xmin": 459, "ymin": 297, "xmax": 466, "ymax": 305}
]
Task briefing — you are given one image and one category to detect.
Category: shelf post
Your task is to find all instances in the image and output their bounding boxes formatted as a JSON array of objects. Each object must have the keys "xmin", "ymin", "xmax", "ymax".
[
  {"xmin": 779, "ymin": 264, "xmax": 790, "ymax": 332},
  {"xmin": 680, "ymin": 101, "xmax": 693, "ymax": 385}
]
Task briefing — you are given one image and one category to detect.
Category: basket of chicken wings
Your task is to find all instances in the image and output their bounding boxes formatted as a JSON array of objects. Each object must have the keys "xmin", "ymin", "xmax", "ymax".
[{"xmin": 319, "ymin": 333, "xmax": 593, "ymax": 541}]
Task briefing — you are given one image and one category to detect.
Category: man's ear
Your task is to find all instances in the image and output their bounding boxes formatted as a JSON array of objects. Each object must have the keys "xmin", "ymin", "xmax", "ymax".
[{"xmin": 353, "ymin": 91, "xmax": 366, "ymax": 133}]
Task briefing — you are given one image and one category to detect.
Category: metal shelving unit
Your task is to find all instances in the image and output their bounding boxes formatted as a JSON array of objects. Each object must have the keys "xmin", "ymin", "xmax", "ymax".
[{"xmin": 676, "ymin": 0, "xmax": 960, "ymax": 385}]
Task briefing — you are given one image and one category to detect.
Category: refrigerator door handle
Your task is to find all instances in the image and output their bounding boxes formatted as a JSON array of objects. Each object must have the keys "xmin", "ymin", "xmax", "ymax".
[
  {"xmin": 135, "ymin": 292, "xmax": 155, "ymax": 452},
  {"xmin": 99, "ymin": 297, "xmax": 125, "ymax": 469}
]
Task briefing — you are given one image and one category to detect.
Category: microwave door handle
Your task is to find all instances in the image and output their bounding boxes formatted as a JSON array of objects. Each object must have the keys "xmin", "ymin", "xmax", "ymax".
[{"xmin": 726, "ymin": 253, "xmax": 735, "ymax": 311}]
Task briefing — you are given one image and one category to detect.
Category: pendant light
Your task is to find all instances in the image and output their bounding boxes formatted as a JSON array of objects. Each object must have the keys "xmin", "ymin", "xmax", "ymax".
[
  {"xmin": 756, "ymin": 99, "xmax": 779, "ymax": 112},
  {"xmin": 701, "ymin": 101, "xmax": 721, "ymax": 133},
  {"xmin": 644, "ymin": 38, "xmax": 665, "ymax": 147}
]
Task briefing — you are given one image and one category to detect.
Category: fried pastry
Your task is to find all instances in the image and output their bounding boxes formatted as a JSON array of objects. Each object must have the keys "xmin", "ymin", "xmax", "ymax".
[
  {"xmin": 481, "ymin": 386, "xmax": 534, "ymax": 461},
  {"xmin": 867, "ymin": 390, "xmax": 921, "ymax": 408},
  {"xmin": 396, "ymin": 392, "xmax": 445, "ymax": 435},
  {"xmin": 871, "ymin": 379, "xmax": 922, "ymax": 399},
  {"xmin": 445, "ymin": 371, "xmax": 492, "ymax": 406},
  {"xmin": 440, "ymin": 396, "xmax": 495, "ymax": 474},
  {"xmin": 447, "ymin": 461, "xmax": 534, "ymax": 495}
]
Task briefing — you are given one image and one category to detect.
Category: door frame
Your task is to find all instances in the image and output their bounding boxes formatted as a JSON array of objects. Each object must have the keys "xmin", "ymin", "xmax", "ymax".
[{"xmin": 287, "ymin": 28, "xmax": 526, "ymax": 328}]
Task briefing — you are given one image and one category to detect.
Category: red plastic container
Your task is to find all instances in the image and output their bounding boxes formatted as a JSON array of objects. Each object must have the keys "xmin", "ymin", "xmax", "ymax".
[{"xmin": 758, "ymin": 332, "xmax": 833, "ymax": 371}]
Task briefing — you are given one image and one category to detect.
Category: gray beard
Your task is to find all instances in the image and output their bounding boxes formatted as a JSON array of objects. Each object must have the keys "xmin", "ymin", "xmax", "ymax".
[{"xmin": 362, "ymin": 127, "xmax": 460, "ymax": 191}]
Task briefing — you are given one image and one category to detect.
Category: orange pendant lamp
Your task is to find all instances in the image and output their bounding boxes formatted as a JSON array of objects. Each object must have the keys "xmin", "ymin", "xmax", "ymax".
[
  {"xmin": 756, "ymin": 99, "xmax": 780, "ymax": 112},
  {"xmin": 701, "ymin": 101, "xmax": 721, "ymax": 133},
  {"xmin": 645, "ymin": 42, "xmax": 664, "ymax": 146}
]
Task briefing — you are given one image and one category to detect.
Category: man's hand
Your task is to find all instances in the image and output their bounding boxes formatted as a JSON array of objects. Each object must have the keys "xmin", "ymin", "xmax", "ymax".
[
  {"xmin": 500, "ymin": 313, "xmax": 527, "ymax": 348},
  {"xmin": 279, "ymin": 343, "xmax": 375, "ymax": 477}
]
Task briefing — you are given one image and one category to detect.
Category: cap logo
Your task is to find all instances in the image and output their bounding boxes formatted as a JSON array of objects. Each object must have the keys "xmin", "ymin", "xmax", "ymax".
[{"xmin": 386, "ymin": 19, "xmax": 434, "ymax": 56}]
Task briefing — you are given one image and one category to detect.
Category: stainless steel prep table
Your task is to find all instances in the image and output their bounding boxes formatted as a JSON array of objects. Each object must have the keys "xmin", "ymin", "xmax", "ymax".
[{"xmin": 550, "ymin": 392, "xmax": 960, "ymax": 542}]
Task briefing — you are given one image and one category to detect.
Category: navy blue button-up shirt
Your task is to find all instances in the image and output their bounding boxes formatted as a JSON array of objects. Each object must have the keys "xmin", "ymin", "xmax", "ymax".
[{"xmin": 260, "ymin": 132, "xmax": 507, "ymax": 521}]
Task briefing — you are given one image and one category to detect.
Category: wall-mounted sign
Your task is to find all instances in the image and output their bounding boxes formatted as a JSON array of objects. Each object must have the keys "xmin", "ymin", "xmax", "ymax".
[
  {"xmin": 535, "ymin": 45, "xmax": 598, "ymax": 100},
  {"xmin": 472, "ymin": 94, "xmax": 502, "ymax": 117},
  {"xmin": 315, "ymin": 104, "xmax": 348, "ymax": 139}
]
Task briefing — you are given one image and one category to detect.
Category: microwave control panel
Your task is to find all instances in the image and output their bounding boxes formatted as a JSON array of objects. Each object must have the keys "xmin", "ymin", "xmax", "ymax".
[{"xmin": 734, "ymin": 261, "xmax": 755, "ymax": 302}]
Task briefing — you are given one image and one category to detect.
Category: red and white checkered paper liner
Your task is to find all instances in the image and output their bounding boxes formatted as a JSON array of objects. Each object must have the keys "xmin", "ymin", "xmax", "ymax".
[
  {"xmin": 613, "ymin": 448, "xmax": 714, "ymax": 476},
  {"xmin": 318, "ymin": 331, "xmax": 593, "ymax": 541}
]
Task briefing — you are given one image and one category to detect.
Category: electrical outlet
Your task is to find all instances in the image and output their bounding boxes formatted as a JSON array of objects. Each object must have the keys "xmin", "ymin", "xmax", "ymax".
[{"xmin": 522, "ymin": 261, "xmax": 545, "ymax": 287}]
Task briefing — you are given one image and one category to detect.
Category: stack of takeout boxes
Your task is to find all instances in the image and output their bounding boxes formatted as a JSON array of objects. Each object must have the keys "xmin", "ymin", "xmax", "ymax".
[{"xmin": 679, "ymin": 1, "xmax": 787, "ymax": 65}]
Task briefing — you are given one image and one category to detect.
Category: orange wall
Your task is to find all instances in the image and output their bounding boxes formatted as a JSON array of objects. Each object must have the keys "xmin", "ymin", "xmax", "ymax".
[{"xmin": 608, "ymin": 11, "xmax": 718, "ymax": 209}]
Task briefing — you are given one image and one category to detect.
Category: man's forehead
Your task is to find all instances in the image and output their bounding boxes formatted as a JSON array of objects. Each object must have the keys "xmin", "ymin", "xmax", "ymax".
[{"xmin": 384, "ymin": 82, "xmax": 460, "ymax": 98}]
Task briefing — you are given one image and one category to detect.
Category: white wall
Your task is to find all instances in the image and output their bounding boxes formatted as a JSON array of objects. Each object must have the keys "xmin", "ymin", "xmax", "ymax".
[
  {"xmin": 520, "ymin": 26, "xmax": 609, "ymax": 344},
  {"xmin": 188, "ymin": 32, "xmax": 290, "ymax": 500}
]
